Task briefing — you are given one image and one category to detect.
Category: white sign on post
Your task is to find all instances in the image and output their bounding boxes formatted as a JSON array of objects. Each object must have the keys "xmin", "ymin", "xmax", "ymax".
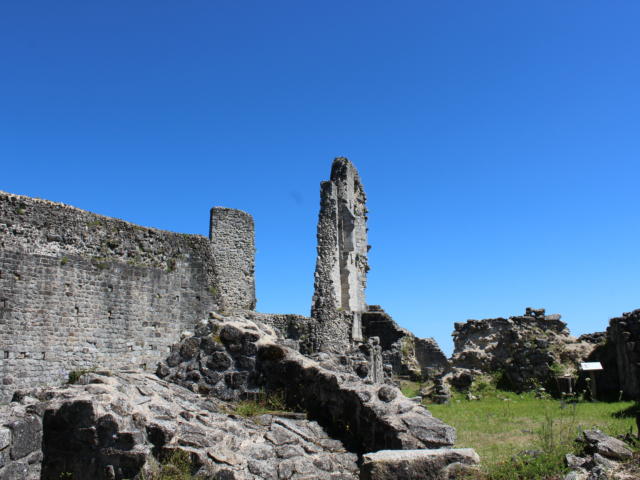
[{"xmin": 580, "ymin": 362, "xmax": 603, "ymax": 371}]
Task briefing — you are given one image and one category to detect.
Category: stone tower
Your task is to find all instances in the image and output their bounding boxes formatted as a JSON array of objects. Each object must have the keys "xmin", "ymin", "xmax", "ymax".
[
  {"xmin": 312, "ymin": 157, "xmax": 369, "ymax": 346},
  {"xmin": 209, "ymin": 207, "xmax": 256, "ymax": 312}
]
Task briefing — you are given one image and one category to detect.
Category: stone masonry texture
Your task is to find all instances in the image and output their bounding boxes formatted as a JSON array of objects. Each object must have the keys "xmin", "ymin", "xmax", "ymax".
[
  {"xmin": 209, "ymin": 207, "xmax": 256, "ymax": 312},
  {"xmin": 607, "ymin": 309, "xmax": 640, "ymax": 399},
  {"xmin": 0, "ymin": 191, "xmax": 253, "ymax": 402},
  {"xmin": 311, "ymin": 157, "xmax": 369, "ymax": 350}
]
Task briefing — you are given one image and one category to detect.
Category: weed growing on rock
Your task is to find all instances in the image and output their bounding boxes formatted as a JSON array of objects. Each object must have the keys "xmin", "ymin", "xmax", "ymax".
[
  {"xmin": 144, "ymin": 449, "xmax": 195, "ymax": 480},
  {"xmin": 67, "ymin": 369, "xmax": 96, "ymax": 384},
  {"xmin": 231, "ymin": 391, "xmax": 291, "ymax": 418}
]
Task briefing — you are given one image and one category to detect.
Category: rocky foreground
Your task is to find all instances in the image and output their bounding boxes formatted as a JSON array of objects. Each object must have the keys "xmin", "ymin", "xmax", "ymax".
[{"xmin": 0, "ymin": 314, "xmax": 480, "ymax": 479}]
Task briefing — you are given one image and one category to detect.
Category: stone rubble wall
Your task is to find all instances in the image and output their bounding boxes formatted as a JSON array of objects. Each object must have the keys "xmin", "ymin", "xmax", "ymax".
[
  {"xmin": 450, "ymin": 308, "xmax": 595, "ymax": 391},
  {"xmin": 0, "ymin": 191, "xmax": 253, "ymax": 402},
  {"xmin": 7, "ymin": 371, "xmax": 360, "ymax": 480},
  {"xmin": 209, "ymin": 207, "xmax": 256, "ymax": 312},
  {"xmin": 606, "ymin": 309, "xmax": 640, "ymax": 399},
  {"xmin": 245, "ymin": 312, "xmax": 320, "ymax": 354},
  {"xmin": 0, "ymin": 402, "xmax": 42, "ymax": 480},
  {"xmin": 362, "ymin": 307, "xmax": 449, "ymax": 380},
  {"xmin": 158, "ymin": 314, "xmax": 456, "ymax": 456}
]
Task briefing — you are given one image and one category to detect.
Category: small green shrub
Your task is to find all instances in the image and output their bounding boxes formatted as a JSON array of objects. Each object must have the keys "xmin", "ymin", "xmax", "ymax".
[
  {"xmin": 484, "ymin": 451, "xmax": 567, "ymax": 480},
  {"xmin": 400, "ymin": 337, "xmax": 415, "ymax": 358},
  {"xmin": 166, "ymin": 258, "xmax": 177, "ymax": 272},
  {"xmin": 147, "ymin": 449, "xmax": 195, "ymax": 480},
  {"xmin": 67, "ymin": 368, "xmax": 96, "ymax": 384},
  {"xmin": 91, "ymin": 257, "xmax": 109, "ymax": 270},
  {"xmin": 208, "ymin": 285, "xmax": 217, "ymax": 296},
  {"xmin": 60, "ymin": 257, "xmax": 69, "ymax": 265},
  {"xmin": 549, "ymin": 362, "xmax": 567, "ymax": 376}
]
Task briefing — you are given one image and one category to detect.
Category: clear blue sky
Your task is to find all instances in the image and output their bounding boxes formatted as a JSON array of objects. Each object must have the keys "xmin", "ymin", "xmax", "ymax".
[{"xmin": 2, "ymin": 2, "xmax": 639, "ymax": 355}]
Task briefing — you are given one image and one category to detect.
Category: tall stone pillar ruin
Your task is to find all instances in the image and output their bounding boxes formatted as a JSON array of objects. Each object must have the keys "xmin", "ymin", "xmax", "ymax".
[{"xmin": 312, "ymin": 157, "xmax": 369, "ymax": 349}]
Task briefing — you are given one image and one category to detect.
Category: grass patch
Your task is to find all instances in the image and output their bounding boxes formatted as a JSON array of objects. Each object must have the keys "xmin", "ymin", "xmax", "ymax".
[
  {"xmin": 91, "ymin": 257, "xmax": 109, "ymax": 270},
  {"xmin": 399, "ymin": 379, "xmax": 423, "ymax": 398},
  {"xmin": 145, "ymin": 449, "xmax": 195, "ymax": 480},
  {"xmin": 429, "ymin": 389, "xmax": 637, "ymax": 479},
  {"xmin": 230, "ymin": 391, "xmax": 291, "ymax": 418}
]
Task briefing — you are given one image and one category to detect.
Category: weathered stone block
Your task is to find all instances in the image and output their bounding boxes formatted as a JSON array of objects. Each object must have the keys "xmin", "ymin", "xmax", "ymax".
[
  {"xmin": 0, "ymin": 428, "xmax": 10, "ymax": 451},
  {"xmin": 7, "ymin": 416, "xmax": 41, "ymax": 460},
  {"xmin": 360, "ymin": 448, "xmax": 480, "ymax": 480}
]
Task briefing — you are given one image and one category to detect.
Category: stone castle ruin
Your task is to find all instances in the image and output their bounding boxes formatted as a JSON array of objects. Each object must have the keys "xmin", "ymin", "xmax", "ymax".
[
  {"xmin": 0, "ymin": 157, "xmax": 638, "ymax": 479},
  {"xmin": 0, "ymin": 158, "xmax": 481, "ymax": 479}
]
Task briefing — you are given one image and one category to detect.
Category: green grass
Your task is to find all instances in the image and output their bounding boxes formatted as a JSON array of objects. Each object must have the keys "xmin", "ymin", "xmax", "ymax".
[
  {"xmin": 230, "ymin": 391, "xmax": 292, "ymax": 418},
  {"xmin": 428, "ymin": 389, "xmax": 637, "ymax": 479},
  {"xmin": 399, "ymin": 379, "xmax": 423, "ymax": 398},
  {"xmin": 67, "ymin": 368, "xmax": 97, "ymax": 384},
  {"xmin": 142, "ymin": 450, "xmax": 195, "ymax": 480}
]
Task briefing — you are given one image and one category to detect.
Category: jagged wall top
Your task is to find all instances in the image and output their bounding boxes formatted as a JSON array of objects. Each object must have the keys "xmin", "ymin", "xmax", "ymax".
[{"xmin": 311, "ymin": 158, "xmax": 369, "ymax": 345}]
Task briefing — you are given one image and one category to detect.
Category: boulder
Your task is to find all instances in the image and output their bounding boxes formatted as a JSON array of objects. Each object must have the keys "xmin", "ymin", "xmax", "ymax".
[{"xmin": 582, "ymin": 429, "xmax": 632, "ymax": 460}]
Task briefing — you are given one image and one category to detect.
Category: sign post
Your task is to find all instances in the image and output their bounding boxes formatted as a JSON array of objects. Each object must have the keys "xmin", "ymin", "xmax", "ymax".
[{"xmin": 580, "ymin": 362, "xmax": 603, "ymax": 401}]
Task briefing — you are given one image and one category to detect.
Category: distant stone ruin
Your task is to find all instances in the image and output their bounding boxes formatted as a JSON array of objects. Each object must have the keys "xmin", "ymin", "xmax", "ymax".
[{"xmin": 449, "ymin": 308, "xmax": 597, "ymax": 392}]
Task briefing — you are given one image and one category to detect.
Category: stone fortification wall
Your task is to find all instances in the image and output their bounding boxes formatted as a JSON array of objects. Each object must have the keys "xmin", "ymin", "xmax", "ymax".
[
  {"xmin": 0, "ymin": 191, "xmax": 253, "ymax": 402},
  {"xmin": 209, "ymin": 207, "xmax": 256, "ymax": 312},
  {"xmin": 311, "ymin": 158, "xmax": 369, "ymax": 349}
]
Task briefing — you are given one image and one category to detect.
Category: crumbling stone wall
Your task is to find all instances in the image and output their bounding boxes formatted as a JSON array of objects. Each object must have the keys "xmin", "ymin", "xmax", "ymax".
[
  {"xmin": 450, "ymin": 308, "xmax": 595, "ymax": 391},
  {"xmin": 607, "ymin": 309, "xmax": 640, "ymax": 399},
  {"xmin": 362, "ymin": 306, "xmax": 449, "ymax": 379},
  {"xmin": 209, "ymin": 207, "xmax": 256, "ymax": 312},
  {"xmin": 246, "ymin": 312, "xmax": 320, "ymax": 354},
  {"xmin": 0, "ymin": 191, "xmax": 253, "ymax": 402},
  {"xmin": 158, "ymin": 314, "xmax": 456, "ymax": 456},
  {"xmin": 311, "ymin": 158, "xmax": 369, "ymax": 350}
]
